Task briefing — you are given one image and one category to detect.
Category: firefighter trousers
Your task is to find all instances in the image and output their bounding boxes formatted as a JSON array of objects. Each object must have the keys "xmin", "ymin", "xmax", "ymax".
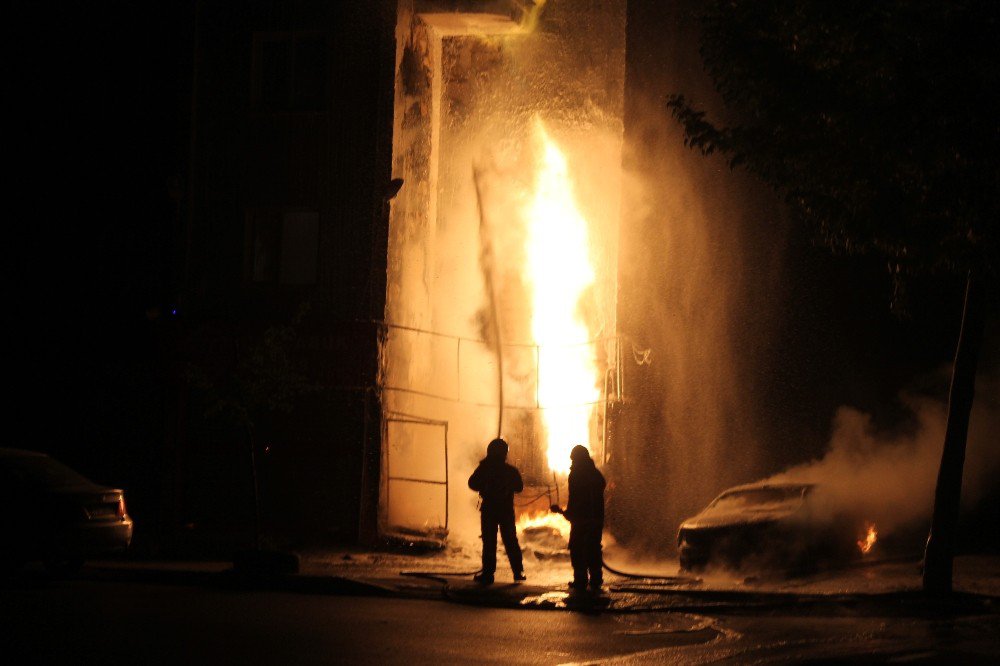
[
  {"xmin": 570, "ymin": 523, "xmax": 603, "ymax": 586},
  {"xmin": 480, "ymin": 512, "xmax": 523, "ymax": 575}
]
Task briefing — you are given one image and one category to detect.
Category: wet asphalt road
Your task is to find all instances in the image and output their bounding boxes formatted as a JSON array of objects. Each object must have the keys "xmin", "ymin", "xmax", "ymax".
[{"xmin": 1, "ymin": 576, "xmax": 998, "ymax": 664}]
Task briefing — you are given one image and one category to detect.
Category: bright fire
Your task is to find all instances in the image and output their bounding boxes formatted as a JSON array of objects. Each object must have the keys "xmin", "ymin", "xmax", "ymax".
[
  {"xmin": 517, "ymin": 510, "xmax": 571, "ymax": 541},
  {"xmin": 525, "ymin": 118, "xmax": 600, "ymax": 474},
  {"xmin": 857, "ymin": 522, "xmax": 878, "ymax": 554}
]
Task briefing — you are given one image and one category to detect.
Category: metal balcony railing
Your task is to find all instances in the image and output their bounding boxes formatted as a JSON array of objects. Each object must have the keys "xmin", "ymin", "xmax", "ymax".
[{"xmin": 377, "ymin": 321, "xmax": 623, "ymax": 409}]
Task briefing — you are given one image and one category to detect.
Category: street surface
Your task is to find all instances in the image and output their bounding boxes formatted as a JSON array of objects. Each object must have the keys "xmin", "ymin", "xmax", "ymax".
[
  {"xmin": 303, "ymin": 544, "xmax": 1000, "ymax": 597},
  {"xmin": 2, "ymin": 574, "xmax": 998, "ymax": 664}
]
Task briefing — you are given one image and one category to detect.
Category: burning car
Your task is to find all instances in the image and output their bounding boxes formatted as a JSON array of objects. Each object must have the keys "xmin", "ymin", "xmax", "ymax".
[
  {"xmin": 677, "ymin": 482, "xmax": 874, "ymax": 572},
  {"xmin": 0, "ymin": 448, "xmax": 133, "ymax": 573}
]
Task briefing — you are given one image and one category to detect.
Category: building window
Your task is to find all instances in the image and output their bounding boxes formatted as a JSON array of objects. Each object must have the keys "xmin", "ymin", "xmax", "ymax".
[
  {"xmin": 245, "ymin": 209, "xmax": 319, "ymax": 285},
  {"xmin": 252, "ymin": 32, "xmax": 329, "ymax": 113}
]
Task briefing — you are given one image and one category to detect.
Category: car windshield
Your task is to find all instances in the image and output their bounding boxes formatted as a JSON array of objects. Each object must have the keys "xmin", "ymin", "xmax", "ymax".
[
  {"xmin": 710, "ymin": 486, "xmax": 807, "ymax": 511},
  {"xmin": 0, "ymin": 454, "xmax": 94, "ymax": 489}
]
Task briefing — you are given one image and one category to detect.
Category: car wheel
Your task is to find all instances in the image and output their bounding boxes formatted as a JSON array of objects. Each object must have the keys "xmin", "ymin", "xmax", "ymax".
[{"xmin": 44, "ymin": 556, "xmax": 84, "ymax": 576}]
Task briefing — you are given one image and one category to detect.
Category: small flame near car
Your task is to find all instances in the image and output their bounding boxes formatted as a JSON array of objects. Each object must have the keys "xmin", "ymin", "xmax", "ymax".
[
  {"xmin": 857, "ymin": 522, "xmax": 878, "ymax": 554},
  {"xmin": 517, "ymin": 510, "xmax": 571, "ymax": 541}
]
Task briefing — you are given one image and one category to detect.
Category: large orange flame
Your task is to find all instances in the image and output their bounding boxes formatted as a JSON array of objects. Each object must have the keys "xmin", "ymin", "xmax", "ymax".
[
  {"xmin": 525, "ymin": 118, "xmax": 600, "ymax": 474},
  {"xmin": 857, "ymin": 522, "xmax": 878, "ymax": 554}
]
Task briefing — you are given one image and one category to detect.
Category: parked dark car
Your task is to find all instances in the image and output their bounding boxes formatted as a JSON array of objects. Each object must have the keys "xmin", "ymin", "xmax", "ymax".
[
  {"xmin": 677, "ymin": 482, "xmax": 871, "ymax": 572},
  {"xmin": 0, "ymin": 448, "xmax": 133, "ymax": 572}
]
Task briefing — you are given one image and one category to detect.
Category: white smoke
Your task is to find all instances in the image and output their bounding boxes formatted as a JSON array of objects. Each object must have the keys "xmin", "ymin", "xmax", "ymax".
[{"xmin": 766, "ymin": 372, "xmax": 1000, "ymax": 539}]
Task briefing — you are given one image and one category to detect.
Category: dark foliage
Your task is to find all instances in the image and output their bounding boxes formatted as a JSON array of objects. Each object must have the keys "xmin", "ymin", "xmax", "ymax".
[{"xmin": 668, "ymin": 0, "xmax": 999, "ymax": 279}]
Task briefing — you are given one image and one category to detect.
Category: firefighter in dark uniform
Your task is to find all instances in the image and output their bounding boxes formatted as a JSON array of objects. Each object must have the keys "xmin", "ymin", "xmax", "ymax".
[
  {"xmin": 552, "ymin": 445, "xmax": 606, "ymax": 590},
  {"xmin": 468, "ymin": 437, "xmax": 526, "ymax": 584}
]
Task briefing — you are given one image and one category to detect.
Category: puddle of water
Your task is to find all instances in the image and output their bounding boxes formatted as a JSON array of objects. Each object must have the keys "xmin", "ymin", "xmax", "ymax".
[{"xmin": 520, "ymin": 591, "xmax": 570, "ymax": 609}]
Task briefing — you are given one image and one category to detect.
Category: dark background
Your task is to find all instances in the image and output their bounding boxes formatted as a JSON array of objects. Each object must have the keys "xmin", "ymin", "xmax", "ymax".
[{"xmin": 13, "ymin": 1, "xmax": 191, "ymax": 528}]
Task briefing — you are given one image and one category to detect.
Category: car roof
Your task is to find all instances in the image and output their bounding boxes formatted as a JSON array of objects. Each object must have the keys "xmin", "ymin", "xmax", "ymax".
[
  {"xmin": 715, "ymin": 481, "xmax": 815, "ymax": 497},
  {"xmin": 0, "ymin": 448, "xmax": 112, "ymax": 491},
  {"xmin": 0, "ymin": 448, "xmax": 50, "ymax": 458}
]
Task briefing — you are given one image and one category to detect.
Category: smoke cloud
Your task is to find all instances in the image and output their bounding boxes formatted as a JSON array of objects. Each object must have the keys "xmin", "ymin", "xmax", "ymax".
[{"xmin": 766, "ymin": 372, "xmax": 1000, "ymax": 541}]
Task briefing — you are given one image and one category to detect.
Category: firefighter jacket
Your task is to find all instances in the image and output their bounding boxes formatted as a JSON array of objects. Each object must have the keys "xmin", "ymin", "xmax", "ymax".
[
  {"xmin": 468, "ymin": 459, "xmax": 523, "ymax": 518},
  {"xmin": 565, "ymin": 457, "xmax": 606, "ymax": 527}
]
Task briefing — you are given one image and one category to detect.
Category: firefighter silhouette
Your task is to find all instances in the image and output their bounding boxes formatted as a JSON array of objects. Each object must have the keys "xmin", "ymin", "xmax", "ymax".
[{"xmin": 468, "ymin": 438, "xmax": 525, "ymax": 584}]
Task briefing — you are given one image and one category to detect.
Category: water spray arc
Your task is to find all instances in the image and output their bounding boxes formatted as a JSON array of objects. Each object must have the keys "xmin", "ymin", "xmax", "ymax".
[
  {"xmin": 404, "ymin": 168, "xmax": 506, "ymax": 582},
  {"xmin": 473, "ymin": 167, "xmax": 505, "ymax": 441}
]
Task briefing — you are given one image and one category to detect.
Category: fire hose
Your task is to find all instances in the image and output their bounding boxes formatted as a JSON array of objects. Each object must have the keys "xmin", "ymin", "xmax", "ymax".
[
  {"xmin": 401, "ymin": 560, "xmax": 688, "ymax": 584},
  {"xmin": 400, "ymin": 568, "xmax": 483, "ymax": 583},
  {"xmin": 600, "ymin": 558, "xmax": 690, "ymax": 581},
  {"xmin": 400, "ymin": 553, "xmax": 689, "ymax": 584},
  {"xmin": 542, "ymin": 515, "xmax": 683, "ymax": 581},
  {"xmin": 472, "ymin": 167, "xmax": 504, "ymax": 442}
]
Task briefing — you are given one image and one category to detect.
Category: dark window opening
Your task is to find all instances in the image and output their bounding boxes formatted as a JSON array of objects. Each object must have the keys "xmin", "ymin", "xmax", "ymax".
[
  {"xmin": 253, "ymin": 32, "xmax": 329, "ymax": 113},
  {"xmin": 245, "ymin": 209, "xmax": 319, "ymax": 285}
]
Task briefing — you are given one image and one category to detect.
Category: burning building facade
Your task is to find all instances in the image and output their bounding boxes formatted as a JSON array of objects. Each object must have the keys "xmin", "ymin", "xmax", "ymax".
[{"xmin": 379, "ymin": 0, "xmax": 627, "ymax": 542}]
